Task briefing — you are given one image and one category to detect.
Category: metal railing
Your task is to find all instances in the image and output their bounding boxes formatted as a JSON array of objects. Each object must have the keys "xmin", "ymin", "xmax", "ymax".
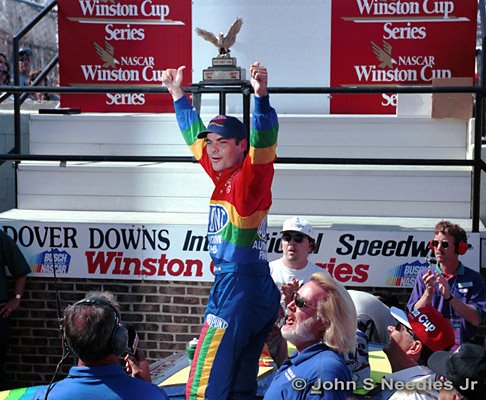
[{"xmin": 1, "ymin": 0, "xmax": 486, "ymax": 232}]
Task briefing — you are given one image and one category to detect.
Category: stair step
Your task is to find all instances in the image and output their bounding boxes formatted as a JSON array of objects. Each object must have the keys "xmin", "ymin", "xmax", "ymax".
[
  {"xmin": 29, "ymin": 114, "xmax": 472, "ymax": 159},
  {"xmin": 17, "ymin": 161, "xmax": 472, "ymax": 218}
]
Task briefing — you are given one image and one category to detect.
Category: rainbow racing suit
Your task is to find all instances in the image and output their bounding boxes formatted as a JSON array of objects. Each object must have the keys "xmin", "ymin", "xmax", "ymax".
[{"xmin": 174, "ymin": 95, "xmax": 280, "ymax": 400}]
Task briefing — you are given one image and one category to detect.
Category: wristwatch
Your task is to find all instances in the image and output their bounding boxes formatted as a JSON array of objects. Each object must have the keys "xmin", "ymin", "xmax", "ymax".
[
  {"xmin": 15, "ymin": 294, "xmax": 21, "ymax": 300},
  {"xmin": 444, "ymin": 293, "xmax": 453, "ymax": 302}
]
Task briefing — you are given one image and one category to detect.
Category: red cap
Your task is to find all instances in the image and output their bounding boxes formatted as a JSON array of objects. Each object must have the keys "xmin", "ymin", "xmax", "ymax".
[{"xmin": 408, "ymin": 305, "xmax": 455, "ymax": 352}]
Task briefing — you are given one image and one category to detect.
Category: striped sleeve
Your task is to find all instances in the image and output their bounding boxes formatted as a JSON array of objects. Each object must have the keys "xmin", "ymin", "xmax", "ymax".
[
  {"xmin": 249, "ymin": 95, "xmax": 278, "ymax": 165},
  {"xmin": 174, "ymin": 96, "xmax": 207, "ymax": 161}
]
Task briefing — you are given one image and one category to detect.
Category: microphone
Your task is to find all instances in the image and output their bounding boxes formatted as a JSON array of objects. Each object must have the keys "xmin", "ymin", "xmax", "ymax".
[{"xmin": 425, "ymin": 256, "xmax": 437, "ymax": 264}]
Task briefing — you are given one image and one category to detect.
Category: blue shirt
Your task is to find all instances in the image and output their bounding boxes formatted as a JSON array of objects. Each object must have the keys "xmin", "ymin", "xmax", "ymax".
[
  {"xmin": 31, "ymin": 364, "xmax": 168, "ymax": 400},
  {"xmin": 264, "ymin": 343, "xmax": 352, "ymax": 400},
  {"xmin": 407, "ymin": 263, "xmax": 486, "ymax": 342}
]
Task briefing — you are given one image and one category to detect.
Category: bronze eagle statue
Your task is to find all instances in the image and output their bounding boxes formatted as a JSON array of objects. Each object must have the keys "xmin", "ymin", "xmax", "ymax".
[{"xmin": 196, "ymin": 18, "xmax": 243, "ymax": 57}]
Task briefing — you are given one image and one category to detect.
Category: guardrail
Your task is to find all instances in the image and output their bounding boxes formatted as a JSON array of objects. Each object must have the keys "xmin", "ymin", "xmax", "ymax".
[{"xmin": 1, "ymin": 0, "xmax": 486, "ymax": 232}]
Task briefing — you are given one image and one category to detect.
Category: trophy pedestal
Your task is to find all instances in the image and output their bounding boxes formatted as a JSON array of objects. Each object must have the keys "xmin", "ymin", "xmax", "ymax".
[
  {"xmin": 202, "ymin": 57, "xmax": 246, "ymax": 82},
  {"xmin": 190, "ymin": 78, "xmax": 251, "ymax": 117}
]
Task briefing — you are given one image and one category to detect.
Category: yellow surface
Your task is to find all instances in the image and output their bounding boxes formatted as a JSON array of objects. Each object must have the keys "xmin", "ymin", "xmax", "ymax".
[
  {"xmin": 160, "ymin": 342, "xmax": 391, "ymax": 387},
  {"xmin": 160, "ymin": 364, "xmax": 274, "ymax": 387},
  {"xmin": 369, "ymin": 347, "xmax": 392, "ymax": 382}
]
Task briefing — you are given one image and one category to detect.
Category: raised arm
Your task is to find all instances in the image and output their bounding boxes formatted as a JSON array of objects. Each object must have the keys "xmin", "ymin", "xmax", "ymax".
[{"xmin": 161, "ymin": 65, "xmax": 186, "ymax": 101}]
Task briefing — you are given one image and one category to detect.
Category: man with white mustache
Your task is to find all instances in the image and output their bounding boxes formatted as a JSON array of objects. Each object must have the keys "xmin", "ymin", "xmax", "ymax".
[{"xmin": 264, "ymin": 273, "xmax": 356, "ymax": 400}]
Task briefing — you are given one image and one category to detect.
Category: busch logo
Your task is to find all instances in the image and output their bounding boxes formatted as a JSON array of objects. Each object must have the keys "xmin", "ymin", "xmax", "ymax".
[
  {"xmin": 208, "ymin": 205, "xmax": 229, "ymax": 234},
  {"xmin": 32, "ymin": 249, "xmax": 71, "ymax": 274}
]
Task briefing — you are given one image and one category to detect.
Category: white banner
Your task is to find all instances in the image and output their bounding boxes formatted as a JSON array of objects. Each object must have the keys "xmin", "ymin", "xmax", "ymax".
[{"xmin": 1, "ymin": 221, "xmax": 480, "ymax": 288}]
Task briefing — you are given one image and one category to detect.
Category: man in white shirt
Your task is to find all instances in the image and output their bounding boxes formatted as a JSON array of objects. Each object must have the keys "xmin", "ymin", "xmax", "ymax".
[{"xmin": 270, "ymin": 217, "xmax": 323, "ymax": 289}]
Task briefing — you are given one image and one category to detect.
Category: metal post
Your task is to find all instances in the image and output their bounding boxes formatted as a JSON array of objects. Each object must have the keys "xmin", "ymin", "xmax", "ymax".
[
  {"xmin": 472, "ymin": 35, "xmax": 486, "ymax": 232},
  {"xmin": 219, "ymin": 91, "xmax": 226, "ymax": 115}
]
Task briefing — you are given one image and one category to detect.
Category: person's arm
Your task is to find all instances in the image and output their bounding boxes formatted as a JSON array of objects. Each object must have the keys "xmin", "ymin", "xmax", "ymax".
[
  {"xmin": 125, "ymin": 348, "xmax": 151, "ymax": 382},
  {"xmin": 0, "ymin": 274, "xmax": 26, "ymax": 318},
  {"xmin": 445, "ymin": 296, "xmax": 481, "ymax": 325},
  {"xmin": 162, "ymin": 66, "xmax": 213, "ymax": 177},
  {"xmin": 0, "ymin": 231, "xmax": 30, "ymax": 318},
  {"xmin": 435, "ymin": 272, "xmax": 483, "ymax": 326}
]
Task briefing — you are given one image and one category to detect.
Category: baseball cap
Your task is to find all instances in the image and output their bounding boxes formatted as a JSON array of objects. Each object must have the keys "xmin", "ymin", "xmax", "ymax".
[
  {"xmin": 197, "ymin": 115, "xmax": 247, "ymax": 140},
  {"xmin": 19, "ymin": 48, "xmax": 31, "ymax": 59},
  {"xmin": 428, "ymin": 343, "xmax": 486, "ymax": 400},
  {"xmin": 390, "ymin": 305, "xmax": 455, "ymax": 352},
  {"xmin": 281, "ymin": 217, "xmax": 315, "ymax": 241}
]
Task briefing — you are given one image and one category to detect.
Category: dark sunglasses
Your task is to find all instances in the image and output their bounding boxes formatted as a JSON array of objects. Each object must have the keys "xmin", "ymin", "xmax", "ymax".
[
  {"xmin": 292, "ymin": 292, "xmax": 316, "ymax": 309},
  {"xmin": 395, "ymin": 321, "xmax": 417, "ymax": 338},
  {"xmin": 430, "ymin": 240, "xmax": 454, "ymax": 249},
  {"xmin": 282, "ymin": 232, "xmax": 306, "ymax": 243}
]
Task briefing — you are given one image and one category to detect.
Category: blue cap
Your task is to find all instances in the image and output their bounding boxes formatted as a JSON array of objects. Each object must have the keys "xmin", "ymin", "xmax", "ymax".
[{"xmin": 197, "ymin": 115, "xmax": 247, "ymax": 140}]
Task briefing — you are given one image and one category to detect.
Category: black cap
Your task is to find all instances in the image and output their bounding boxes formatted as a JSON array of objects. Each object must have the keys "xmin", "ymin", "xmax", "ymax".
[
  {"xmin": 427, "ymin": 343, "xmax": 486, "ymax": 400},
  {"xmin": 19, "ymin": 48, "xmax": 31, "ymax": 59}
]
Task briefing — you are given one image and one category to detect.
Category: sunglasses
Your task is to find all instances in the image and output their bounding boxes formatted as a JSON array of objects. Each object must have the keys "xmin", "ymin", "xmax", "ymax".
[
  {"xmin": 395, "ymin": 321, "xmax": 417, "ymax": 338},
  {"xmin": 291, "ymin": 292, "xmax": 316, "ymax": 309},
  {"xmin": 430, "ymin": 240, "xmax": 454, "ymax": 249},
  {"xmin": 282, "ymin": 232, "xmax": 306, "ymax": 243}
]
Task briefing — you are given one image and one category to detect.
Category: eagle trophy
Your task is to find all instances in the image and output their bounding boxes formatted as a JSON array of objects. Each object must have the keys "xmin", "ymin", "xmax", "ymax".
[{"xmin": 196, "ymin": 18, "xmax": 243, "ymax": 57}]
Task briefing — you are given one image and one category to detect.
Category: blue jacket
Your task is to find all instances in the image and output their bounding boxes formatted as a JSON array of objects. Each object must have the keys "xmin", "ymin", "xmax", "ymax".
[
  {"xmin": 31, "ymin": 364, "xmax": 168, "ymax": 400},
  {"xmin": 264, "ymin": 342, "xmax": 352, "ymax": 400}
]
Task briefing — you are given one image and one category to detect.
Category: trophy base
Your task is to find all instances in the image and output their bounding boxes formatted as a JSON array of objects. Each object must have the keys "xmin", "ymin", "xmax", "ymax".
[
  {"xmin": 202, "ymin": 66, "xmax": 246, "ymax": 82},
  {"xmin": 212, "ymin": 57, "xmax": 237, "ymax": 67}
]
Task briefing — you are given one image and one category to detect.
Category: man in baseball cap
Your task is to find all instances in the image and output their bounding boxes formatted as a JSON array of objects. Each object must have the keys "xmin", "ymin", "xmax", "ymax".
[
  {"xmin": 162, "ymin": 63, "xmax": 280, "ymax": 399},
  {"xmin": 18, "ymin": 48, "xmax": 32, "ymax": 86},
  {"xmin": 428, "ymin": 343, "xmax": 486, "ymax": 400},
  {"xmin": 380, "ymin": 305, "xmax": 455, "ymax": 399},
  {"xmin": 270, "ymin": 217, "xmax": 320, "ymax": 286}
]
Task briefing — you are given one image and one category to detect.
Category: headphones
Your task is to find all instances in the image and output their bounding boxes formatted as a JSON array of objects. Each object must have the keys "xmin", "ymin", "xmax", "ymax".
[
  {"xmin": 63, "ymin": 297, "xmax": 128, "ymax": 358},
  {"xmin": 429, "ymin": 239, "xmax": 468, "ymax": 255},
  {"xmin": 455, "ymin": 240, "xmax": 468, "ymax": 255}
]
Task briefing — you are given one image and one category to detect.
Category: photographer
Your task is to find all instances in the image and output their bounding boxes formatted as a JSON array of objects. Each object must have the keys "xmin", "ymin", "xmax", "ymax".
[{"xmin": 32, "ymin": 292, "xmax": 167, "ymax": 400}]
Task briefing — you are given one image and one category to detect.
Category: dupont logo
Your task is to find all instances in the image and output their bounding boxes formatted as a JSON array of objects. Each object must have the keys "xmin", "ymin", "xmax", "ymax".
[
  {"xmin": 31, "ymin": 249, "xmax": 71, "ymax": 274},
  {"xmin": 385, "ymin": 259, "xmax": 428, "ymax": 287},
  {"xmin": 206, "ymin": 313, "xmax": 228, "ymax": 329}
]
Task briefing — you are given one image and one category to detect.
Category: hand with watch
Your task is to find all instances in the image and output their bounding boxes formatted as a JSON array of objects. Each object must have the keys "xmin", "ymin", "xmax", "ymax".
[{"xmin": 0, "ymin": 293, "xmax": 22, "ymax": 318}]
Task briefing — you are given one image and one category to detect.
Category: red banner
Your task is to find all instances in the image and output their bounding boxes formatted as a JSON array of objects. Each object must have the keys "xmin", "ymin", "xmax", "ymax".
[
  {"xmin": 57, "ymin": 0, "xmax": 192, "ymax": 112},
  {"xmin": 330, "ymin": 0, "xmax": 477, "ymax": 114}
]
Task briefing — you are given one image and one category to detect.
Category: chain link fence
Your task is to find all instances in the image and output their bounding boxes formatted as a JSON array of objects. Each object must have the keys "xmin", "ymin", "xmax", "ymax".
[{"xmin": 0, "ymin": 0, "xmax": 58, "ymax": 85}]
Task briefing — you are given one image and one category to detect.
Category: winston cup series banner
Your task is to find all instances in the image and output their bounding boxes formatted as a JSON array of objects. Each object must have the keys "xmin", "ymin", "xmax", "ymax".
[
  {"xmin": 330, "ymin": 0, "xmax": 477, "ymax": 114},
  {"xmin": 57, "ymin": 0, "xmax": 192, "ymax": 112},
  {"xmin": 1, "ymin": 221, "xmax": 479, "ymax": 287}
]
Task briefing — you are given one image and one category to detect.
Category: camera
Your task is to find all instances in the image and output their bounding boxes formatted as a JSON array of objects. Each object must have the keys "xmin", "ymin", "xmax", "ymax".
[{"xmin": 126, "ymin": 324, "xmax": 139, "ymax": 357}]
